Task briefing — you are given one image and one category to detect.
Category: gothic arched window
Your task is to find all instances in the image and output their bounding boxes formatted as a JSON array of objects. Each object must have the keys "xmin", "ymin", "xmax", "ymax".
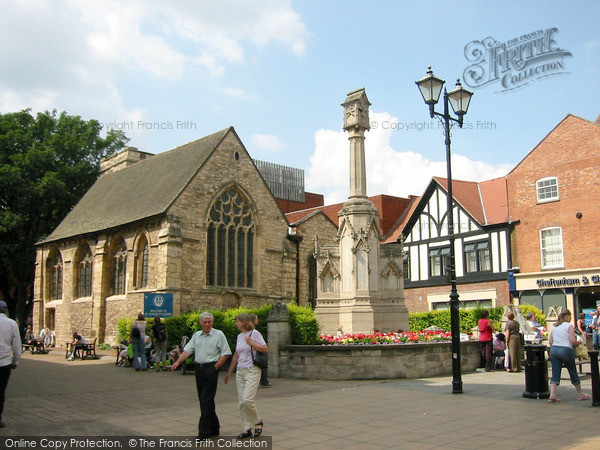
[
  {"xmin": 138, "ymin": 238, "xmax": 149, "ymax": 288},
  {"xmin": 206, "ymin": 188, "xmax": 254, "ymax": 288},
  {"xmin": 48, "ymin": 253, "xmax": 63, "ymax": 300},
  {"xmin": 112, "ymin": 239, "xmax": 127, "ymax": 295},
  {"xmin": 77, "ymin": 246, "xmax": 93, "ymax": 297}
]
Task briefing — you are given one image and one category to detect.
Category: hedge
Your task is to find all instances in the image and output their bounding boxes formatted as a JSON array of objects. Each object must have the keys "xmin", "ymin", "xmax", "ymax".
[
  {"xmin": 408, "ymin": 306, "xmax": 505, "ymax": 334},
  {"xmin": 118, "ymin": 303, "xmax": 539, "ymax": 348},
  {"xmin": 117, "ymin": 303, "xmax": 319, "ymax": 350}
]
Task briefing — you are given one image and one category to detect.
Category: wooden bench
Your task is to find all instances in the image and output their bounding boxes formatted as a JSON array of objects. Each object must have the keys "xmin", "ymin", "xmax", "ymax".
[
  {"xmin": 114, "ymin": 346, "xmax": 132, "ymax": 366},
  {"xmin": 575, "ymin": 359, "xmax": 590, "ymax": 374},
  {"xmin": 22, "ymin": 340, "xmax": 47, "ymax": 354},
  {"xmin": 65, "ymin": 338, "xmax": 98, "ymax": 360}
]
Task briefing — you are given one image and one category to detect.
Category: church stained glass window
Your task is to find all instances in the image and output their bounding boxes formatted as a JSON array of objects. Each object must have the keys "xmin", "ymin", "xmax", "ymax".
[{"xmin": 206, "ymin": 188, "xmax": 254, "ymax": 288}]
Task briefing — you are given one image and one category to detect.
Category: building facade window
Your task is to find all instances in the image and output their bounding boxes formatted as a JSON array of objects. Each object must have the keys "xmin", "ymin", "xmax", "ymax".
[
  {"xmin": 540, "ymin": 227, "xmax": 564, "ymax": 269},
  {"xmin": 536, "ymin": 177, "xmax": 559, "ymax": 203},
  {"xmin": 403, "ymin": 251, "xmax": 410, "ymax": 280},
  {"xmin": 432, "ymin": 299, "xmax": 492, "ymax": 310},
  {"xmin": 78, "ymin": 248, "xmax": 93, "ymax": 297},
  {"xmin": 206, "ymin": 188, "xmax": 255, "ymax": 288},
  {"xmin": 429, "ymin": 247, "xmax": 450, "ymax": 277},
  {"xmin": 464, "ymin": 241, "xmax": 491, "ymax": 273},
  {"xmin": 48, "ymin": 253, "xmax": 63, "ymax": 300},
  {"xmin": 112, "ymin": 239, "xmax": 127, "ymax": 295},
  {"xmin": 137, "ymin": 238, "xmax": 149, "ymax": 288}
]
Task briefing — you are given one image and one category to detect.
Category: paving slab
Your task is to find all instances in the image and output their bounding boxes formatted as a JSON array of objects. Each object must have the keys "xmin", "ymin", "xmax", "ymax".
[{"xmin": 1, "ymin": 348, "xmax": 599, "ymax": 449}]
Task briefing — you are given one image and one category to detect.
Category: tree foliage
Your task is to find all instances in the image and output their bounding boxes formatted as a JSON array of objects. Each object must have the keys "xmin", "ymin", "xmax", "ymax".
[{"xmin": 0, "ymin": 109, "xmax": 127, "ymax": 329}]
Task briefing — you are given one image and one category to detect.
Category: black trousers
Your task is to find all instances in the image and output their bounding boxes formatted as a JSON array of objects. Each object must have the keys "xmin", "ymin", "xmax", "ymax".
[
  {"xmin": 0, "ymin": 364, "xmax": 12, "ymax": 422},
  {"xmin": 194, "ymin": 362, "xmax": 220, "ymax": 436}
]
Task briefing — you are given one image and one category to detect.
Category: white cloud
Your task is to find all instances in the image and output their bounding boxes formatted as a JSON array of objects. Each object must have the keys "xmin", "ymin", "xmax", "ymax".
[
  {"xmin": 220, "ymin": 87, "xmax": 255, "ymax": 100},
  {"xmin": 251, "ymin": 134, "xmax": 285, "ymax": 152},
  {"xmin": 0, "ymin": 0, "xmax": 308, "ymax": 124},
  {"xmin": 306, "ymin": 111, "xmax": 512, "ymax": 204}
]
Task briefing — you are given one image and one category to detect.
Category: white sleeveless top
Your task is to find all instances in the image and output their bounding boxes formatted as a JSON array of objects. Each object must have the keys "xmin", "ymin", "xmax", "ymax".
[{"xmin": 551, "ymin": 322, "xmax": 572, "ymax": 348}]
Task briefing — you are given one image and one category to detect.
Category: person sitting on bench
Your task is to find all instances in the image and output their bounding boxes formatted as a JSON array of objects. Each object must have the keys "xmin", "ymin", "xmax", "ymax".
[
  {"xmin": 24, "ymin": 327, "xmax": 44, "ymax": 350},
  {"xmin": 68, "ymin": 332, "xmax": 88, "ymax": 361}
]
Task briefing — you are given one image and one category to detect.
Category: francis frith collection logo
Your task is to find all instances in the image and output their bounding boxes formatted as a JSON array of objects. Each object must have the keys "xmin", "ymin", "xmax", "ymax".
[{"xmin": 462, "ymin": 27, "xmax": 572, "ymax": 92}]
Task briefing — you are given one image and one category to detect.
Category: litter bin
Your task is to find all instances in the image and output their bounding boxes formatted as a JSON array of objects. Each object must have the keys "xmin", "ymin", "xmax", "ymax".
[{"xmin": 523, "ymin": 344, "xmax": 550, "ymax": 399}]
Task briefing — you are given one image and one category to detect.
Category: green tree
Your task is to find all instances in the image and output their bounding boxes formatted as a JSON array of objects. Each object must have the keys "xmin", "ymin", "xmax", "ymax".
[{"xmin": 0, "ymin": 109, "xmax": 127, "ymax": 331}]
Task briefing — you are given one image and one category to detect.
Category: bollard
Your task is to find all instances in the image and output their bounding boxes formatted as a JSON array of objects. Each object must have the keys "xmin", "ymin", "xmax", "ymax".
[
  {"xmin": 523, "ymin": 344, "xmax": 550, "ymax": 399},
  {"xmin": 589, "ymin": 350, "xmax": 600, "ymax": 407}
]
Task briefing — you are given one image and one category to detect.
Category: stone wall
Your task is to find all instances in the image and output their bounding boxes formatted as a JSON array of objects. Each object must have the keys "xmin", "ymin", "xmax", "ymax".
[{"xmin": 278, "ymin": 341, "xmax": 480, "ymax": 380}]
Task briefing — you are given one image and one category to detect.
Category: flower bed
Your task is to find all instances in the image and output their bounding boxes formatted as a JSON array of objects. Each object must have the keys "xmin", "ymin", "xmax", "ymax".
[{"xmin": 320, "ymin": 330, "xmax": 453, "ymax": 345}]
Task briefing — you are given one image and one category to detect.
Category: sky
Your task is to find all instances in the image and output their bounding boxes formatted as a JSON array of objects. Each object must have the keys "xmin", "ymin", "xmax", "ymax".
[{"xmin": 1, "ymin": 0, "xmax": 599, "ymax": 205}]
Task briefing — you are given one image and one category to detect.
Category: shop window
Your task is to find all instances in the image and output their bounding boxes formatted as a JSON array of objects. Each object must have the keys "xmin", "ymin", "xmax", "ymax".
[
  {"xmin": 536, "ymin": 177, "xmax": 559, "ymax": 203},
  {"xmin": 432, "ymin": 299, "xmax": 492, "ymax": 310},
  {"xmin": 429, "ymin": 247, "xmax": 450, "ymax": 277},
  {"xmin": 520, "ymin": 290, "xmax": 543, "ymax": 312},
  {"xmin": 540, "ymin": 227, "xmax": 563, "ymax": 269},
  {"xmin": 464, "ymin": 241, "xmax": 491, "ymax": 273}
]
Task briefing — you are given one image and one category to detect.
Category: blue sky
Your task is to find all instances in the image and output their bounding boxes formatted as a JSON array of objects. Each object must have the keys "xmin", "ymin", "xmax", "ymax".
[{"xmin": 1, "ymin": 1, "xmax": 599, "ymax": 204}]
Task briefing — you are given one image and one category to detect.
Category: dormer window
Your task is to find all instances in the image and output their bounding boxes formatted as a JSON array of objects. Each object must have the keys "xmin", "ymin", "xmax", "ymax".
[{"xmin": 536, "ymin": 177, "xmax": 559, "ymax": 203}]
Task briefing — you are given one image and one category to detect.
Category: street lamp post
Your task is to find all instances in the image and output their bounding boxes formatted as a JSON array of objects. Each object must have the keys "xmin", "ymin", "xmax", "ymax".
[{"xmin": 415, "ymin": 66, "xmax": 473, "ymax": 394}]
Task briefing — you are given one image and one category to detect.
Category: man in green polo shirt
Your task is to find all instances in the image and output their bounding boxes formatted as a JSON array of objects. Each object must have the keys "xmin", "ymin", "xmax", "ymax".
[{"xmin": 172, "ymin": 312, "xmax": 231, "ymax": 439}]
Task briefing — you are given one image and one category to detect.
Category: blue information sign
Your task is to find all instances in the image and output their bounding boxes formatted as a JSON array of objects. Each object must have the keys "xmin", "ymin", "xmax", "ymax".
[{"xmin": 144, "ymin": 293, "xmax": 174, "ymax": 318}]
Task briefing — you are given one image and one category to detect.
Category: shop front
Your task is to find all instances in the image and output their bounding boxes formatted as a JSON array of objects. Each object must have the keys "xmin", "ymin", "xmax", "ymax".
[{"xmin": 512, "ymin": 268, "xmax": 600, "ymax": 316}]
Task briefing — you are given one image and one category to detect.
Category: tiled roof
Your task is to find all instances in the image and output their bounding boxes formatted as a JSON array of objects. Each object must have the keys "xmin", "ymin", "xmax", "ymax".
[
  {"xmin": 384, "ymin": 196, "xmax": 420, "ymax": 243},
  {"xmin": 434, "ymin": 176, "xmax": 508, "ymax": 226},
  {"xmin": 40, "ymin": 128, "xmax": 233, "ymax": 243},
  {"xmin": 285, "ymin": 195, "xmax": 413, "ymax": 236}
]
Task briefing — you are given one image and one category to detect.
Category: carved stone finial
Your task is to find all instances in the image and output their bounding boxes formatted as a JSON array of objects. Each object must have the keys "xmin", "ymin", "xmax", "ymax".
[{"xmin": 267, "ymin": 301, "xmax": 290, "ymax": 322}]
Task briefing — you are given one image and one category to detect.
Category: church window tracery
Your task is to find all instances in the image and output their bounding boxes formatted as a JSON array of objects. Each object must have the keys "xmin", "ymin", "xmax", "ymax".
[{"xmin": 206, "ymin": 188, "xmax": 254, "ymax": 288}]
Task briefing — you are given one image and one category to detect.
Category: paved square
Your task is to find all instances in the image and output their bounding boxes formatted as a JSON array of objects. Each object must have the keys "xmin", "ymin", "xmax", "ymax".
[{"xmin": 2, "ymin": 349, "xmax": 599, "ymax": 449}]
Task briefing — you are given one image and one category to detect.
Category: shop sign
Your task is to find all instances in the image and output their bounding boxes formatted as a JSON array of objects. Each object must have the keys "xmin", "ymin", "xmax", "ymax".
[{"xmin": 536, "ymin": 275, "xmax": 600, "ymax": 288}]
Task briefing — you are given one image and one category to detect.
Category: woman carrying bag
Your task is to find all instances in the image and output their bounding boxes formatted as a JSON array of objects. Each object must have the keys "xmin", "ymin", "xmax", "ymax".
[
  {"xmin": 224, "ymin": 313, "xmax": 268, "ymax": 439},
  {"xmin": 548, "ymin": 309, "xmax": 591, "ymax": 403}
]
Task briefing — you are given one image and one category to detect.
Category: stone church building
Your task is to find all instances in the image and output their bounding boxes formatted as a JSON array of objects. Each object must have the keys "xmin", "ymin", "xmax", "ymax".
[{"xmin": 33, "ymin": 127, "xmax": 338, "ymax": 344}]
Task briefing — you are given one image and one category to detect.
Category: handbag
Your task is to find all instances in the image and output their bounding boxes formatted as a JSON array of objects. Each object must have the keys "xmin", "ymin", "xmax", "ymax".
[
  {"xmin": 249, "ymin": 331, "xmax": 268, "ymax": 369},
  {"xmin": 575, "ymin": 344, "xmax": 589, "ymax": 360}
]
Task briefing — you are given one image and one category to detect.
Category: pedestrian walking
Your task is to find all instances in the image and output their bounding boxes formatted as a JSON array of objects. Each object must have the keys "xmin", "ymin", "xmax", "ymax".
[
  {"xmin": 225, "ymin": 313, "xmax": 267, "ymax": 439},
  {"xmin": 0, "ymin": 300, "xmax": 21, "ymax": 428},
  {"xmin": 171, "ymin": 312, "xmax": 231, "ymax": 440},
  {"xmin": 548, "ymin": 309, "xmax": 591, "ymax": 403}
]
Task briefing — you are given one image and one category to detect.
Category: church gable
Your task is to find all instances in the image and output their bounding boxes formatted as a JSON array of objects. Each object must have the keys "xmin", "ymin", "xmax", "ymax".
[{"xmin": 165, "ymin": 129, "xmax": 293, "ymax": 311}]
